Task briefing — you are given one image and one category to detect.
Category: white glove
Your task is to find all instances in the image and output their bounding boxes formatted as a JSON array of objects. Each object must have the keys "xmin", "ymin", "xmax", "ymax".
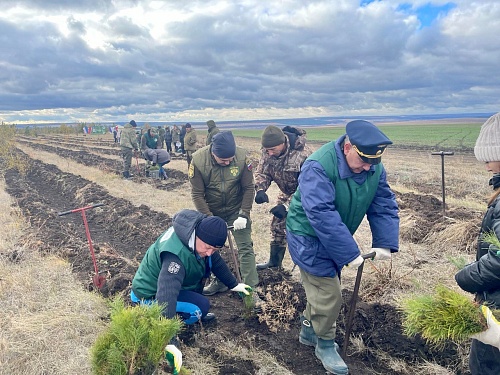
[
  {"xmin": 230, "ymin": 283, "xmax": 253, "ymax": 295},
  {"xmin": 233, "ymin": 217, "xmax": 248, "ymax": 230},
  {"xmin": 346, "ymin": 255, "xmax": 364, "ymax": 269},
  {"xmin": 372, "ymin": 247, "xmax": 392, "ymax": 260},
  {"xmin": 471, "ymin": 305, "xmax": 500, "ymax": 349},
  {"xmin": 165, "ymin": 344, "xmax": 182, "ymax": 374}
]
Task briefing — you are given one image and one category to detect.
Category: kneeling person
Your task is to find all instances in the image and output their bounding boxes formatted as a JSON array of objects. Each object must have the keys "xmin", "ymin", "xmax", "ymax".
[{"xmin": 131, "ymin": 209, "xmax": 252, "ymax": 324}]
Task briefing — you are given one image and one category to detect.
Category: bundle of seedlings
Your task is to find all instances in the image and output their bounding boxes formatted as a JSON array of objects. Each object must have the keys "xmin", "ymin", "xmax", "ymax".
[
  {"xmin": 399, "ymin": 284, "xmax": 493, "ymax": 348},
  {"xmin": 91, "ymin": 297, "xmax": 184, "ymax": 375}
]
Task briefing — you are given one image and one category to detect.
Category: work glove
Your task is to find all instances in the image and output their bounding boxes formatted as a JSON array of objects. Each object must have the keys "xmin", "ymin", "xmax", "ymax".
[
  {"xmin": 165, "ymin": 344, "xmax": 182, "ymax": 375},
  {"xmin": 233, "ymin": 217, "xmax": 247, "ymax": 230},
  {"xmin": 346, "ymin": 255, "xmax": 364, "ymax": 269},
  {"xmin": 231, "ymin": 283, "xmax": 253, "ymax": 296},
  {"xmin": 152, "ymin": 162, "xmax": 157, "ymax": 167},
  {"xmin": 270, "ymin": 204, "xmax": 287, "ymax": 219},
  {"xmin": 471, "ymin": 305, "xmax": 500, "ymax": 349},
  {"xmin": 372, "ymin": 247, "xmax": 392, "ymax": 260},
  {"xmin": 255, "ymin": 190, "xmax": 269, "ymax": 204}
]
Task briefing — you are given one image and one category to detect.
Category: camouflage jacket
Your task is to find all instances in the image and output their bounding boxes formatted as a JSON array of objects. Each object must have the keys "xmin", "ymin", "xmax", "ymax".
[
  {"xmin": 120, "ymin": 123, "xmax": 139, "ymax": 150},
  {"xmin": 184, "ymin": 129, "xmax": 198, "ymax": 151},
  {"xmin": 255, "ymin": 126, "xmax": 312, "ymax": 205}
]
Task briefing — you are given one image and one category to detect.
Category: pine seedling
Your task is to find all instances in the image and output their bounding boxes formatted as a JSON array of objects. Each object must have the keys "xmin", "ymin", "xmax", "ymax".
[
  {"xmin": 482, "ymin": 230, "xmax": 500, "ymax": 251},
  {"xmin": 91, "ymin": 297, "xmax": 183, "ymax": 375},
  {"xmin": 400, "ymin": 284, "xmax": 486, "ymax": 348}
]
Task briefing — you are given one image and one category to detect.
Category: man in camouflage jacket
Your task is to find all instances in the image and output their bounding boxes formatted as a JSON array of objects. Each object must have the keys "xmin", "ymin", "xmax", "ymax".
[
  {"xmin": 254, "ymin": 125, "xmax": 312, "ymax": 269},
  {"xmin": 119, "ymin": 120, "xmax": 140, "ymax": 179}
]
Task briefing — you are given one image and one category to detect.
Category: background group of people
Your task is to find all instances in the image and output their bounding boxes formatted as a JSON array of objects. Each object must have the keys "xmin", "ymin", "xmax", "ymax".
[
  {"xmin": 119, "ymin": 120, "xmax": 222, "ymax": 179},
  {"xmin": 124, "ymin": 115, "xmax": 499, "ymax": 375}
]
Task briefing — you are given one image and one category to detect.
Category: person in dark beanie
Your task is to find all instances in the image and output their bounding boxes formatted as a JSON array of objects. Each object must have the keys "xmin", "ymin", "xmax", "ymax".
[
  {"xmin": 206, "ymin": 119, "xmax": 220, "ymax": 145},
  {"xmin": 184, "ymin": 123, "xmax": 198, "ymax": 167},
  {"xmin": 119, "ymin": 120, "xmax": 140, "ymax": 178},
  {"xmin": 455, "ymin": 112, "xmax": 500, "ymax": 375},
  {"xmin": 131, "ymin": 209, "xmax": 252, "ymax": 374},
  {"xmin": 254, "ymin": 125, "xmax": 312, "ymax": 270},
  {"xmin": 188, "ymin": 131, "xmax": 262, "ymax": 310},
  {"xmin": 286, "ymin": 120, "xmax": 399, "ymax": 375}
]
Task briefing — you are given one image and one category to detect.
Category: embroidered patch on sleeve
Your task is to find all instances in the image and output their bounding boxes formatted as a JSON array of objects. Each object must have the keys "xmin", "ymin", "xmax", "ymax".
[
  {"xmin": 167, "ymin": 262, "xmax": 181, "ymax": 274},
  {"xmin": 188, "ymin": 163, "xmax": 194, "ymax": 178},
  {"xmin": 246, "ymin": 157, "xmax": 253, "ymax": 171}
]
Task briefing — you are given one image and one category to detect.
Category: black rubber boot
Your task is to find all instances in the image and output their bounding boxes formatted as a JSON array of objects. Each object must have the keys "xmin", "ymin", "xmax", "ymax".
[
  {"xmin": 122, "ymin": 171, "xmax": 130, "ymax": 179},
  {"xmin": 256, "ymin": 244, "xmax": 286, "ymax": 270}
]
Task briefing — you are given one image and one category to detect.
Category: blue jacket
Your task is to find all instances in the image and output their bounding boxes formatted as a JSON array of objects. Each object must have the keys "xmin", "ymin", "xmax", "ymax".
[{"xmin": 287, "ymin": 136, "xmax": 399, "ymax": 277}]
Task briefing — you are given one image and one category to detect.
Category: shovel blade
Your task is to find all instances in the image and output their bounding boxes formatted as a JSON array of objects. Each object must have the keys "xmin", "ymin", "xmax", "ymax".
[{"xmin": 93, "ymin": 274, "xmax": 106, "ymax": 289}]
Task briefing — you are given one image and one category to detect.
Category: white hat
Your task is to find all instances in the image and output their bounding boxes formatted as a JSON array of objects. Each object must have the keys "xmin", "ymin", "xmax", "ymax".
[{"xmin": 474, "ymin": 113, "xmax": 500, "ymax": 162}]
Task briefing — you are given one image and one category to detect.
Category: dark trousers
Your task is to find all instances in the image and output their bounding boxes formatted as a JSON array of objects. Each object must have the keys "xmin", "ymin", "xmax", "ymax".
[
  {"xmin": 469, "ymin": 339, "xmax": 500, "ymax": 375},
  {"xmin": 166, "ymin": 142, "xmax": 172, "ymax": 153}
]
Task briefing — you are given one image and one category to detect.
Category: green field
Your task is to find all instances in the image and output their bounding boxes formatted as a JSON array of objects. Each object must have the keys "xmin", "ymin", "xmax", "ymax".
[{"xmin": 232, "ymin": 122, "xmax": 482, "ymax": 151}]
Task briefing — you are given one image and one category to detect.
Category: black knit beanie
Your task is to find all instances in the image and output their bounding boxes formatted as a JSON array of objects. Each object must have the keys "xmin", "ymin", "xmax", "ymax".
[
  {"xmin": 196, "ymin": 216, "xmax": 227, "ymax": 248},
  {"xmin": 261, "ymin": 125, "xmax": 286, "ymax": 147},
  {"xmin": 130, "ymin": 120, "xmax": 137, "ymax": 127},
  {"xmin": 212, "ymin": 131, "xmax": 236, "ymax": 158}
]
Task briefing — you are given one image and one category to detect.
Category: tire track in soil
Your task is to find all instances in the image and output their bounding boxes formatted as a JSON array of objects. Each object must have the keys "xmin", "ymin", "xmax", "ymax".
[{"xmin": 3, "ymin": 148, "xmax": 468, "ymax": 375}]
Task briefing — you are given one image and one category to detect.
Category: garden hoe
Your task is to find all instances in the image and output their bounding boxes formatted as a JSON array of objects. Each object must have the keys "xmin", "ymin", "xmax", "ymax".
[
  {"xmin": 341, "ymin": 251, "xmax": 376, "ymax": 358},
  {"xmin": 58, "ymin": 203, "xmax": 106, "ymax": 289}
]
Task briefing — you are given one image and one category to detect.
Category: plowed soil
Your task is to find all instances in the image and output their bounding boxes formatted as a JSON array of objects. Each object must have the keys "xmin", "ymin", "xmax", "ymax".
[{"xmin": 2, "ymin": 135, "xmax": 483, "ymax": 375}]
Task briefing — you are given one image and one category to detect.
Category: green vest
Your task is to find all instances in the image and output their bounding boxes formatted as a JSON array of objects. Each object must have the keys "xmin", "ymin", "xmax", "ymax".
[
  {"xmin": 191, "ymin": 146, "xmax": 248, "ymax": 218},
  {"xmin": 132, "ymin": 227, "xmax": 205, "ymax": 299},
  {"xmin": 287, "ymin": 141, "xmax": 382, "ymax": 237}
]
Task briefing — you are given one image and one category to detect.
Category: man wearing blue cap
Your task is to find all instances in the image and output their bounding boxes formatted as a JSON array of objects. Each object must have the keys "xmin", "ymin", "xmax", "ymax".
[{"xmin": 286, "ymin": 120, "xmax": 399, "ymax": 375}]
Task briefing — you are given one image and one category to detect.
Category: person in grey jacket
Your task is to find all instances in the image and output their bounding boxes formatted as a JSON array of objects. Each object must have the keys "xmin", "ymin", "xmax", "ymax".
[{"xmin": 455, "ymin": 112, "xmax": 500, "ymax": 375}]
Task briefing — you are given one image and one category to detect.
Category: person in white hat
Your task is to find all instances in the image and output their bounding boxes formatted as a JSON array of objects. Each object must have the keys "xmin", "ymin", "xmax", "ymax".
[{"xmin": 455, "ymin": 112, "xmax": 500, "ymax": 375}]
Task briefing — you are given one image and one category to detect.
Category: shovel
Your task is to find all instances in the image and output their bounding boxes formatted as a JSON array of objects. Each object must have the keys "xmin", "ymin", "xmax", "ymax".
[
  {"xmin": 341, "ymin": 251, "xmax": 376, "ymax": 357},
  {"xmin": 226, "ymin": 225, "xmax": 242, "ymax": 283},
  {"xmin": 58, "ymin": 203, "xmax": 106, "ymax": 289}
]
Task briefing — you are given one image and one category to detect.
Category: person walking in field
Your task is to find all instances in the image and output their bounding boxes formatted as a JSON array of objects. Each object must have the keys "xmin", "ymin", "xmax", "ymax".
[
  {"xmin": 206, "ymin": 120, "xmax": 220, "ymax": 145},
  {"xmin": 455, "ymin": 112, "xmax": 500, "ymax": 375},
  {"xmin": 131, "ymin": 209, "xmax": 253, "ymax": 375},
  {"xmin": 254, "ymin": 125, "xmax": 312, "ymax": 270},
  {"xmin": 119, "ymin": 120, "xmax": 140, "ymax": 179},
  {"xmin": 183, "ymin": 123, "xmax": 198, "ymax": 167},
  {"xmin": 158, "ymin": 125, "xmax": 166, "ymax": 149},
  {"xmin": 188, "ymin": 131, "xmax": 262, "ymax": 309},
  {"xmin": 165, "ymin": 125, "xmax": 173, "ymax": 153},
  {"xmin": 172, "ymin": 125, "xmax": 181, "ymax": 153},
  {"xmin": 286, "ymin": 120, "xmax": 399, "ymax": 375}
]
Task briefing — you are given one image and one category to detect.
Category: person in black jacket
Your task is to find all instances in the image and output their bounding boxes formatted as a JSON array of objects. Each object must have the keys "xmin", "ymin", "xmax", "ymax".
[{"xmin": 455, "ymin": 112, "xmax": 500, "ymax": 375}]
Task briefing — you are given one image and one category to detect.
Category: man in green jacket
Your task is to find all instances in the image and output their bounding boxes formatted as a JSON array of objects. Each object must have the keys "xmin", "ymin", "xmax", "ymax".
[
  {"xmin": 119, "ymin": 120, "xmax": 140, "ymax": 179},
  {"xmin": 184, "ymin": 123, "xmax": 198, "ymax": 167},
  {"xmin": 131, "ymin": 209, "xmax": 252, "ymax": 375},
  {"xmin": 189, "ymin": 131, "xmax": 262, "ymax": 309},
  {"xmin": 206, "ymin": 120, "xmax": 220, "ymax": 145}
]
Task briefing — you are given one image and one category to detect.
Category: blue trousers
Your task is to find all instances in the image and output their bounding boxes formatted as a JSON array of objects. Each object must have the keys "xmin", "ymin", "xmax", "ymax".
[{"xmin": 130, "ymin": 290, "xmax": 210, "ymax": 325}]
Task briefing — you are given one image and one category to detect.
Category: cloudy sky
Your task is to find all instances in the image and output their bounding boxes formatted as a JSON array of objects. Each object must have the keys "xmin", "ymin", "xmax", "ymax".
[{"xmin": 0, "ymin": 0, "xmax": 498, "ymax": 124}]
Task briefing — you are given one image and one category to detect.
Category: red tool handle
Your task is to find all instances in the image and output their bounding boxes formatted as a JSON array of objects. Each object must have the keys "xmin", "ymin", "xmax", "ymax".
[{"xmin": 58, "ymin": 203, "xmax": 105, "ymax": 216}]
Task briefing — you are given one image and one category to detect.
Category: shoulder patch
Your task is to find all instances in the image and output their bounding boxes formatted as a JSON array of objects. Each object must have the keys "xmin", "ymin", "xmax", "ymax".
[
  {"xmin": 167, "ymin": 261, "xmax": 181, "ymax": 274},
  {"xmin": 188, "ymin": 163, "xmax": 194, "ymax": 178},
  {"xmin": 246, "ymin": 157, "xmax": 253, "ymax": 171}
]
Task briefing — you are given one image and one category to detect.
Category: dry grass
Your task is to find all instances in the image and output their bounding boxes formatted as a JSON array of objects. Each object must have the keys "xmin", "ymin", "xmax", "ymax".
[{"xmin": 0, "ymin": 178, "xmax": 109, "ymax": 375}]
